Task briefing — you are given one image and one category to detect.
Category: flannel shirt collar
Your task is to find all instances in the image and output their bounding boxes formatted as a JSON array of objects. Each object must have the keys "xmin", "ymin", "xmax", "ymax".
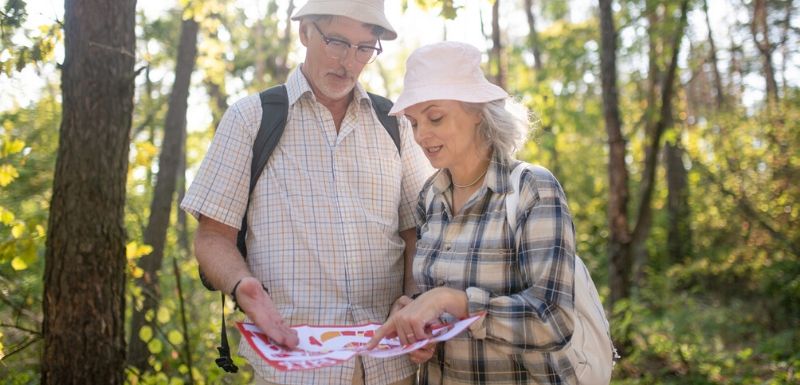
[
  {"xmin": 428, "ymin": 151, "xmax": 517, "ymax": 201},
  {"xmin": 287, "ymin": 65, "xmax": 371, "ymax": 107}
]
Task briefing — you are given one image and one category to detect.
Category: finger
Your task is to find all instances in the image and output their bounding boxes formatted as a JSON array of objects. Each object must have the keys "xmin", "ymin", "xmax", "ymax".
[
  {"xmin": 367, "ymin": 323, "xmax": 392, "ymax": 349},
  {"xmin": 390, "ymin": 295, "xmax": 413, "ymax": 315},
  {"xmin": 397, "ymin": 324, "xmax": 415, "ymax": 345},
  {"xmin": 413, "ymin": 323, "xmax": 429, "ymax": 340},
  {"xmin": 396, "ymin": 295, "xmax": 413, "ymax": 307}
]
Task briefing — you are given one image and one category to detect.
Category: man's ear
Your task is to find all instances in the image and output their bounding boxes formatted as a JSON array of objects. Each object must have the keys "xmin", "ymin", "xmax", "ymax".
[{"xmin": 299, "ymin": 22, "xmax": 311, "ymax": 47}]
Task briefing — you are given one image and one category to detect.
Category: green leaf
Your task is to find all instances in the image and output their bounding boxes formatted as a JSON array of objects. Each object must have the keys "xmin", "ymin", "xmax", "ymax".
[
  {"xmin": 157, "ymin": 307, "xmax": 170, "ymax": 324},
  {"xmin": 11, "ymin": 256, "xmax": 27, "ymax": 270},
  {"xmin": 147, "ymin": 338, "xmax": 163, "ymax": 354},
  {"xmin": 0, "ymin": 206, "xmax": 15, "ymax": 225},
  {"xmin": 167, "ymin": 330, "xmax": 183, "ymax": 346},
  {"xmin": 0, "ymin": 164, "xmax": 19, "ymax": 186},
  {"xmin": 11, "ymin": 223, "xmax": 24, "ymax": 239},
  {"xmin": 3, "ymin": 138, "xmax": 25, "ymax": 155},
  {"xmin": 139, "ymin": 325, "xmax": 153, "ymax": 342}
]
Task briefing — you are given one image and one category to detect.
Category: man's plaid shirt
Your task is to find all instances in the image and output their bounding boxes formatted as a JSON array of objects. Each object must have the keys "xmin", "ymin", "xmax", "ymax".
[{"xmin": 182, "ymin": 67, "xmax": 432, "ymax": 384}]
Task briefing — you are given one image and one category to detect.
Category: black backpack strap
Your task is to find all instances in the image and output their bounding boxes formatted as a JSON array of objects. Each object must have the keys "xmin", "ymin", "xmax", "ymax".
[
  {"xmin": 235, "ymin": 85, "xmax": 289, "ymax": 258},
  {"xmin": 367, "ymin": 92, "xmax": 401, "ymax": 155},
  {"xmin": 214, "ymin": 85, "xmax": 288, "ymax": 374}
]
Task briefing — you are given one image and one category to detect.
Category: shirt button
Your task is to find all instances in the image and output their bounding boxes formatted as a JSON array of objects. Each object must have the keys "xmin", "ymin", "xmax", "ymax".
[{"xmin": 444, "ymin": 243, "xmax": 452, "ymax": 251}]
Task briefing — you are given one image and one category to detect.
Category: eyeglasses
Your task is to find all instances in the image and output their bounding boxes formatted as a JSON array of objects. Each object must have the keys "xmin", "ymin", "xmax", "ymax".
[{"xmin": 311, "ymin": 23, "xmax": 383, "ymax": 64}]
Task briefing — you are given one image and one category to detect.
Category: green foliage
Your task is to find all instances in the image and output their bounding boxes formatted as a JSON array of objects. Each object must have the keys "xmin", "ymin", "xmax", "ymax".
[
  {"xmin": 0, "ymin": 91, "xmax": 59, "ymax": 383},
  {"xmin": 0, "ymin": 0, "xmax": 61, "ymax": 75},
  {"xmin": 1, "ymin": 0, "xmax": 799, "ymax": 384}
]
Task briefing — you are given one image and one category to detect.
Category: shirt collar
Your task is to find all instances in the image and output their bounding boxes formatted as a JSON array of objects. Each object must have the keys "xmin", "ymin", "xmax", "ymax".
[
  {"xmin": 286, "ymin": 64, "xmax": 370, "ymax": 107},
  {"xmin": 428, "ymin": 151, "xmax": 517, "ymax": 199}
]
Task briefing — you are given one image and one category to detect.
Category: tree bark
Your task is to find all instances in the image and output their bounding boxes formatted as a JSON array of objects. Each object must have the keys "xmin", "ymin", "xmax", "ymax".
[
  {"xmin": 490, "ymin": 0, "xmax": 506, "ymax": 89},
  {"xmin": 127, "ymin": 16, "xmax": 199, "ymax": 371},
  {"xmin": 751, "ymin": 0, "xmax": 779, "ymax": 103},
  {"xmin": 42, "ymin": 0, "xmax": 136, "ymax": 383},
  {"xmin": 524, "ymin": 0, "xmax": 543, "ymax": 70},
  {"xmin": 631, "ymin": 0, "xmax": 689, "ymax": 282},
  {"xmin": 703, "ymin": 0, "xmax": 725, "ymax": 107},
  {"xmin": 598, "ymin": 0, "xmax": 631, "ymax": 307},
  {"xmin": 666, "ymin": 142, "xmax": 691, "ymax": 263}
]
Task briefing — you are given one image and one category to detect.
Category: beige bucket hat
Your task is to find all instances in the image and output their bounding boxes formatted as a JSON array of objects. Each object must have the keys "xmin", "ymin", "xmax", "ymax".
[
  {"xmin": 390, "ymin": 41, "xmax": 508, "ymax": 116},
  {"xmin": 291, "ymin": 0, "xmax": 397, "ymax": 40}
]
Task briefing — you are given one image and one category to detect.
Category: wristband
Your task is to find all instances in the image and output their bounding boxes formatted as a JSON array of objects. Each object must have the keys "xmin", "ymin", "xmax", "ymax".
[{"xmin": 230, "ymin": 278, "xmax": 269, "ymax": 311}]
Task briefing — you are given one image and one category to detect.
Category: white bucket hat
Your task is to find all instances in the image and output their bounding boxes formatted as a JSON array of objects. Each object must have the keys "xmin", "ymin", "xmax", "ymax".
[
  {"xmin": 389, "ymin": 41, "xmax": 508, "ymax": 116},
  {"xmin": 291, "ymin": 0, "xmax": 397, "ymax": 40}
]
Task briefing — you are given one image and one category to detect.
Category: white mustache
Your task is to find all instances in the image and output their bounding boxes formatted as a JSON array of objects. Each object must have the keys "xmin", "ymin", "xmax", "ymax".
[{"xmin": 328, "ymin": 70, "xmax": 353, "ymax": 79}]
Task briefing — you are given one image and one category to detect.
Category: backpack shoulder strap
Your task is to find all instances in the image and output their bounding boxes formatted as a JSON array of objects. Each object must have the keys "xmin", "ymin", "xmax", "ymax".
[
  {"xmin": 367, "ymin": 92, "xmax": 401, "ymax": 155},
  {"xmin": 236, "ymin": 84, "xmax": 289, "ymax": 257},
  {"xmin": 250, "ymin": 84, "xmax": 289, "ymax": 194},
  {"xmin": 505, "ymin": 162, "xmax": 532, "ymax": 230}
]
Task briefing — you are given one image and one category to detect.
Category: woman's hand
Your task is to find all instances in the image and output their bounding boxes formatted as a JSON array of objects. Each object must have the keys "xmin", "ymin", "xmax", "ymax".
[{"xmin": 367, "ymin": 287, "xmax": 468, "ymax": 348}]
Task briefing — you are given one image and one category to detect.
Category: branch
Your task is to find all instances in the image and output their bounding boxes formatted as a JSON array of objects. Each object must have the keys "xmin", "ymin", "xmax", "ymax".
[
  {"xmin": 690, "ymin": 158, "xmax": 800, "ymax": 258},
  {"xmin": 88, "ymin": 41, "xmax": 135, "ymax": 59},
  {"xmin": 0, "ymin": 323, "xmax": 40, "ymax": 335},
  {"xmin": 0, "ymin": 336, "xmax": 40, "ymax": 361}
]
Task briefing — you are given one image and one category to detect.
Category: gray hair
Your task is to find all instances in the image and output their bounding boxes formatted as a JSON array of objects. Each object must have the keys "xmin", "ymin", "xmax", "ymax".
[{"xmin": 464, "ymin": 98, "xmax": 532, "ymax": 161}]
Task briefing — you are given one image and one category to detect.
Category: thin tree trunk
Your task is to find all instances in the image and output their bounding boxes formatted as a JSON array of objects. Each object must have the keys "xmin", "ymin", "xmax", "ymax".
[
  {"xmin": 703, "ymin": 0, "xmax": 725, "ymax": 107},
  {"xmin": 490, "ymin": 0, "xmax": 506, "ymax": 89},
  {"xmin": 205, "ymin": 79, "xmax": 229, "ymax": 129},
  {"xmin": 666, "ymin": 142, "xmax": 691, "ymax": 263},
  {"xmin": 751, "ymin": 0, "xmax": 779, "ymax": 103},
  {"xmin": 254, "ymin": 17, "xmax": 266, "ymax": 88},
  {"xmin": 599, "ymin": 0, "xmax": 631, "ymax": 307},
  {"xmin": 177, "ymin": 138, "xmax": 190, "ymax": 255},
  {"xmin": 128, "ymin": 16, "xmax": 199, "ymax": 371},
  {"xmin": 631, "ymin": 0, "xmax": 690, "ymax": 277},
  {"xmin": 524, "ymin": 0, "xmax": 542, "ymax": 70},
  {"xmin": 42, "ymin": 0, "xmax": 136, "ymax": 383}
]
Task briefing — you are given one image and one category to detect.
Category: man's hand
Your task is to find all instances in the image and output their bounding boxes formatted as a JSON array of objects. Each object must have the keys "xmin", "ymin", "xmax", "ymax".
[
  {"xmin": 194, "ymin": 217, "xmax": 299, "ymax": 349},
  {"xmin": 389, "ymin": 295, "xmax": 413, "ymax": 316},
  {"xmin": 234, "ymin": 276, "xmax": 299, "ymax": 349},
  {"xmin": 408, "ymin": 342, "xmax": 436, "ymax": 364}
]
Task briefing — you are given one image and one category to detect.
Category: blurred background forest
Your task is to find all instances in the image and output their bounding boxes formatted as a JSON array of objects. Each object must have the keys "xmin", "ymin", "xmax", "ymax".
[{"xmin": 1, "ymin": 0, "xmax": 798, "ymax": 383}]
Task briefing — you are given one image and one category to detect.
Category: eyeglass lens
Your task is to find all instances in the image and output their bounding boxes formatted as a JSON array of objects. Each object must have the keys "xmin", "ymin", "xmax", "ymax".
[{"xmin": 313, "ymin": 23, "xmax": 381, "ymax": 64}]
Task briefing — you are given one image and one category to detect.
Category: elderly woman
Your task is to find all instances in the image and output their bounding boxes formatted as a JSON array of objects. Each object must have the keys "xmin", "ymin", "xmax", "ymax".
[{"xmin": 368, "ymin": 41, "xmax": 580, "ymax": 384}]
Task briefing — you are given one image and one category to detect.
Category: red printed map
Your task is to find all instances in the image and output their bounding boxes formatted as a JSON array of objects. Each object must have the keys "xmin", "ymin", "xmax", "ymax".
[{"xmin": 236, "ymin": 313, "xmax": 483, "ymax": 371}]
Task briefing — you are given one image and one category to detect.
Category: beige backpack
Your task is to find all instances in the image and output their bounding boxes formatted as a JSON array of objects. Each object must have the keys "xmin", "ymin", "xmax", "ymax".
[{"xmin": 507, "ymin": 163, "xmax": 617, "ymax": 384}]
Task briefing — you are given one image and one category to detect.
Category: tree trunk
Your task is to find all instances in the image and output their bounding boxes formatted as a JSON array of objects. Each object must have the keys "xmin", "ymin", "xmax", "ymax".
[
  {"xmin": 177, "ymin": 139, "xmax": 190, "ymax": 256},
  {"xmin": 127, "ymin": 16, "xmax": 199, "ymax": 371},
  {"xmin": 751, "ymin": 0, "xmax": 779, "ymax": 103},
  {"xmin": 631, "ymin": 0, "xmax": 689, "ymax": 282},
  {"xmin": 524, "ymin": 0, "xmax": 542, "ymax": 70},
  {"xmin": 490, "ymin": 0, "xmax": 506, "ymax": 89},
  {"xmin": 598, "ymin": 0, "xmax": 631, "ymax": 307},
  {"xmin": 666, "ymin": 142, "xmax": 691, "ymax": 263},
  {"xmin": 703, "ymin": 0, "xmax": 725, "ymax": 107},
  {"xmin": 42, "ymin": 0, "xmax": 136, "ymax": 383}
]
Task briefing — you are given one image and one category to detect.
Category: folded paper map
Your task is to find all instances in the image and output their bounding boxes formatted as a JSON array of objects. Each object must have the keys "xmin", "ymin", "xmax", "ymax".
[{"xmin": 236, "ymin": 313, "xmax": 483, "ymax": 371}]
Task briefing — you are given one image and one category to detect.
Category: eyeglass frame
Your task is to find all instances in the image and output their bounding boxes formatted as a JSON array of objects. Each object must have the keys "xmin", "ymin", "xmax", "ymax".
[{"xmin": 311, "ymin": 22, "xmax": 383, "ymax": 64}]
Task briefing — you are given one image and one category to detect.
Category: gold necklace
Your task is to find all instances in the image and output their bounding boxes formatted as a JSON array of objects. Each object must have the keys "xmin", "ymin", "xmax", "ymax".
[{"xmin": 452, "ymin": 167, "xmax": 489, "ymax": 189}]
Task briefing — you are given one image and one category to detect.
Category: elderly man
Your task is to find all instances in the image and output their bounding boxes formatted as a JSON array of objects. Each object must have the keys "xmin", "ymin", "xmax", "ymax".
[{"xmin": 180, "ymin": 0, "xmax": 432, "ymax": 384}]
